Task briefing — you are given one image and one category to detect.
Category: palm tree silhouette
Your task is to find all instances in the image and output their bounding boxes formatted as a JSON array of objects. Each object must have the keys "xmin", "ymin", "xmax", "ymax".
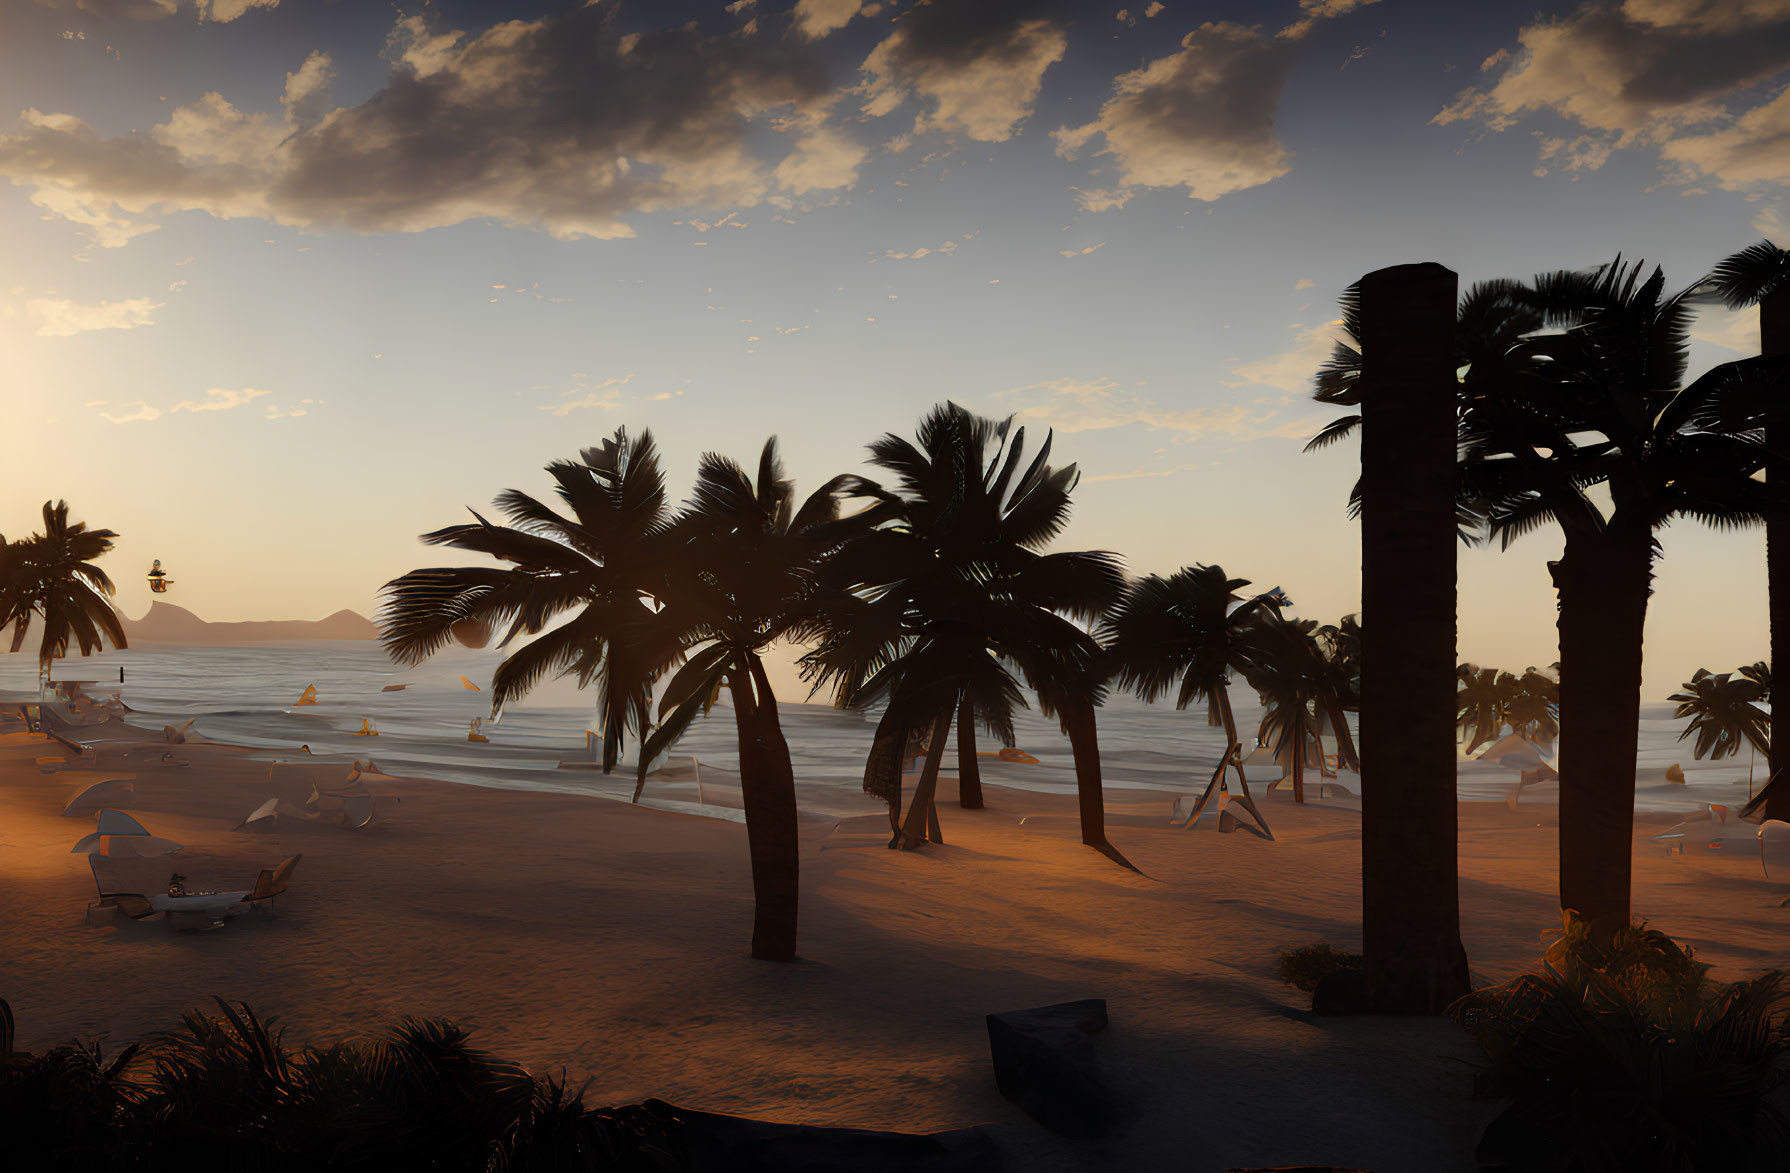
[
  {"xmin": 1455, "ymin": 664, "xmax": 1516, "ymax": 754},
  {"xmin": 1101, "ymin": 565, "xmax": 1282, "ymax": 835},
  {"xmin": 1669, "ymin": 668, "xmax": 1770, "ymax": 796},
  {"xmin": 1, "ymin": 500, "xmax": 128, "ymax": 678},
  {"xmin": 1461, "ymin": 257, "xmax": 1787, "ymax": 928},
  {"xmin": 1704, "ymin": 242, "xmax": 1790, "ymax": 789},
  {"xmin": 805, "ymin": 403, "xmax": 1128, "ymax": 861},
  {"xmin": 379, "ymin": 428, "xmax": 672, "ymax": 775},
  {"xmin": 1240, "ymin": 612, "xmax": 1334, "ymax": 804},
  {"xmin": 634, "ymin": 438, "xmax": 870, "ymax": 961}
]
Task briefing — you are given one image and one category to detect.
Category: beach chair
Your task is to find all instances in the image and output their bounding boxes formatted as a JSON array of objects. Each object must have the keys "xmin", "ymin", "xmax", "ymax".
[
  {"xmin": 87, "ymin": 892, "xmax": 160, "ymax": 925},
  {"xmin": 242, "ymin": 855, "xmax": 302, "ymax": 917}
]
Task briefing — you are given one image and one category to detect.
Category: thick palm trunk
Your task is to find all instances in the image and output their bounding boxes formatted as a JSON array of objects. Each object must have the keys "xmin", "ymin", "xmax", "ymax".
[
  {"xmin": 1290, "ymin": 718, "xmax": 1305, "ymax": 804},
  {"xmin": 1358, "ymin": 262, "xmax": 1471, "ymax": 1014},
  {"xmin": 957, "ymin": 695, "xmax": 984, "ymax": 809},
  {"xmin": 1064, "ymin": 698, "xmax": 1107, "ymax": 846},
  {"xmin": 1763, "ymin": 289, "xmax": 1790, "ymax": 790},
  {"xmin": 733, "ymin": 657, "xmax": 800, "ymax": 962},
  {"xmin": 896, "ymin": 704, "xmax": 955, "ymax": 849},
  {"xmin": 1553, "ymin": 525, "xmax": 1654, "ymax": 931}
]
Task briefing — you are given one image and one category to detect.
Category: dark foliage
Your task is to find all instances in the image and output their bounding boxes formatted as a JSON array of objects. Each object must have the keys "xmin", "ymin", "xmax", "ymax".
[
  {"xmin": 0, "ymin": 999, "xmax": 683, "ymax": 1172},
  {"xmin": 1451, "ymin": 915, "xmax": 1790, "ymax": 1172},
  {"xmin": 1277, "ymin": 944, "xmax": 1365, "ymax": 993}
]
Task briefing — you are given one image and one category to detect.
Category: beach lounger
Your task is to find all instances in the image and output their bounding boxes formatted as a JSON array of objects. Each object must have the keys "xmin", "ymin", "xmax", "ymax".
[
  {"xmin": 87, "ymin": 893, "xmax": 159, "ymax": 926},
  {"xmin": 241, "ymin": 855, "xmax": 302, "ymax": 917}
]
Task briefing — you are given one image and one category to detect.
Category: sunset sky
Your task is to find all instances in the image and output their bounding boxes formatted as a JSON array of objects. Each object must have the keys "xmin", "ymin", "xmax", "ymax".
[{"xmin": 2, "ymin": 0, "xmax": 1787, "ymax": 700}]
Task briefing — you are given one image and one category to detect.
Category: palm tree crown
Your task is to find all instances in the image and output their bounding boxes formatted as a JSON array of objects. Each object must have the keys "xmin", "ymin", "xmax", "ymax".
[{"xmin": 2, "ymin": 500, "xmax": 127, "ymax": 671}]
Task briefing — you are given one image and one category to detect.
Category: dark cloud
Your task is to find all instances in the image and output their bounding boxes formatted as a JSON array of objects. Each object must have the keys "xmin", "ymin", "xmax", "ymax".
[{"xmin": 1, "ymin": 4, "xmax": 851, "ymax": 243}]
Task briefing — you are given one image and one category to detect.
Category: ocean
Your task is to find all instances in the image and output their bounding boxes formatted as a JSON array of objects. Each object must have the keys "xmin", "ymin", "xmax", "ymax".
[{"xmin": 0, "ymin": 641, "xmax": 1756, "ymax": 818}]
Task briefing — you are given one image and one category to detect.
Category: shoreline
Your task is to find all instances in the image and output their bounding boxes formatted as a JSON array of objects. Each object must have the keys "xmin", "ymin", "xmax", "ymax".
[{"xmin": 8, "ymin": 712, "xmax": 1790, "ymax": 1170}]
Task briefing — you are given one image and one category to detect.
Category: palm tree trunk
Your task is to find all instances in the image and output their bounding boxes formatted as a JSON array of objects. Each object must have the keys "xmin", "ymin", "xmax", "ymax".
[
  {"xmin": 1217, "ymin": 684, "xmax": 1244, "ymax": 788},
  {"xmin": 1763, "ymin": 288, "xmax": 1790, "ymax": 792},
  {"xmin": 1358, "ymin": 262, "xmax": 1471, "ymax": 1014},
  {"xmin": 1553, "ymin": 524, "xmax": 1654, "ymax": 932},
  {"xmin": 1065, "ymin": 698, "xmax": 1138, "ymax": 869},
  {"xmin": 1328, "ymin": 701, "xmax": 1361, "ymax": 774},
  {"xmin": 1290, "ymin": 716, "xmax": 1305, "ymax": 804},
  {"xmin": 896, "ymin": 703, "xmax": 955, "ymax": 849},
  {"xmin": 734, "ymin": 656, "xmax": 800, "ymax": 962},
  {"xmin": 957, "ymin": 694, "xmax": 984, "ymax": 809}
]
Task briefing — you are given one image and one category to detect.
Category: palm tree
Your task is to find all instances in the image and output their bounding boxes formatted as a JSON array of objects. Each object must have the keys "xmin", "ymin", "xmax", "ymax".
[
  {"xmin": 635, "ymin": 438, "xmax": 872, "ymax": 961},
  {"xmin": 1101, "ymin": 565, "xmax": 1282, "ymax": 834},
  {"xmin": 1669, "ymin": 668, "xmax": 1770, "ymax": 794},
  {"xmin": 1507, "ymin": 666, "xmax": 1560, "ymax": 746},
  {"xmin": 378, "ymin": 428, "xmax": 672, "ymax": 776},
  {"xmin": 1313, "ymin": 613, "xmax": 1362, "ymax": 773},
  {"xmin": 1460, "ymin": 257, "xmax": 1787, "ymax": 929},
  {"xmin": 1241, "ymin": 612, "xmax": 1335, "ymax": 804},
  {"xmin": 1703, "ymin": 241, "xmax": 1790, "ymax": 789},
  {"xmin": 1347, "ymin": 263, "xmax": 1473, "ymax": 1014},
  {"xmin": 1455, "ymin": 664, "xmax": 1516, "ymax": 753},
  {"xmin": 1, "ymin": 500, "xmax": 128, "ymax": 677},
  {"xmin": 805, "ymin": 403, "xmax": 1128, "ymax": 861}
]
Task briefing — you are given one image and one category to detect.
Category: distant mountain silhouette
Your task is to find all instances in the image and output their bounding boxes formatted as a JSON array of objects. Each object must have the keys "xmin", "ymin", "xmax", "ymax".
[{"xmin": 122, "ymin": 601, "xmax": 378, "ymax": 643}]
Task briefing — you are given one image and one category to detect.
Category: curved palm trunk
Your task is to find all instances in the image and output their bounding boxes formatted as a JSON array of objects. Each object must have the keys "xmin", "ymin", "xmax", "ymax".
[
  {"xmin": 1289, "ymin": 715, "xmax": 1306, "ymax": 804},
  {"xmin": 1553, "ymin": 525, "xmax": 1654, "ymax": 931},
  {"xmin": 1065, "ymin": 698, "xmax": 1138, "ymax": 869},
  {"xmin": 896, "ymin": 703, "xmax": 955, "ymax": 849},
  {"xmin": 957, "ymin": 695, "xmax": 984, "ymax": 809},
  {"xmin": 1764, "ymin": 289, "xmax": 1790, "ymax": 791},
  {"xmin": 1359, "ymin": 262, "xmax": 1471, "ymax": 1014},
  {"xmin": 1328, "ymin": 701, "xmax": 1360, "ymax": 774},
  {"xmin": 732, "ymin": 657, "xmax": 801, "ymax": 962}
]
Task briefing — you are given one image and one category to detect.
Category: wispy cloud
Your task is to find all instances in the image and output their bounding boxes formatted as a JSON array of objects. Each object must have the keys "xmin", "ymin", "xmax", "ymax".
[
  {"xmin": 995, "ymin": 375, "xmax": 1328, "ymax": 443},
  {"xmin": 1222, "ymin": 320, "xmax": 1345, "ymax": 394},
  {"xmin": 540, "ymin": 373, "xmax": 635, "ymax": 416},
  {"xmin": 172, "ymin": 387, "xmax": 272, "ymax": 413},
  {"xmin": 95, "ymin": 401, "xmax": 162, "ymax": 424},
  {"xmin": 29, "ymin": 295, "xmax": 164, "ymax": 337}
]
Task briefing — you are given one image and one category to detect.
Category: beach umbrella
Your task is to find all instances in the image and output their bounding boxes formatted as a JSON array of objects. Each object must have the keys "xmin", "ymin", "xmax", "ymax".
[
  {"xmin": 62, "ymin": 778, "xmax": 134, "ymax": 818},
  {"xmin": 70, "ymin": 809, "xmax": 182, "ymax": 895}
]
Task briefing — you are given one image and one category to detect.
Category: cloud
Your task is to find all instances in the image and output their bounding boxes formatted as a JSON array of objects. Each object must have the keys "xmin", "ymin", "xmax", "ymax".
[
  {"xmin": 860, "ymin": 2, "xmax": 1068, "ymax": 142},
  {"xmin": 1692, "ymin": 304, "xmax": 1761, "ymax": 353},
  {"xmin": 1433, "ymin": 1, "xmax": 1790, "ymax": 191},
  {"xmin": 540, "ymin": 373, "xmax": 634, "ymax": 416},
  {"xmin": 35, "ymin": 0, "xmax": 273, "ymax": 19},
  {"xmin": 28, "ymin": 295, "xmax": 163, "ymax": 336},
  {"xmin": 1053, "ymin": 21, "xmax": 1299, "ymax": 205},
  {"xmin": 263, "ymin": 403, "xmax": 306, "ymax": 419},
  {"xmin": 1071, "ymin": 185, "xmax": 1132, "ymax": 212},
  {"xmin": 774, "ymin": 125, "xmax": 867, "ymax": 194},
  {"xmin": 96, "ymin": 401, "xmax": 161, "ymax": 423},
  {"xmin": 1058, "ymin": 242, "xmax": 1105, "ymax": 257},
  {"xmin": 1278, "ymin": 0, "xmax": 1382, "ymax": 41},
  {"xmin": 792, "ymin": 0, "xmax": 862, "ymax": 40},
  {"xmin": 171, "ymin": 387, "xmax": 271, "ymax": 412},
  {"xmin": 3, "ymin": 7, "xmax": 842, "ymax": 246},
  {"xmin": 1222, "ymin": 320, "xmax": 1346, "ymax": 394},
  {"xmin": 1145, "ymin": 1, "xmax": 1165, "ymax": 15},
  {"xmin": 878, "ymin": 239, "xmax": 959, "ymax": 260},
  {"xmin": 996, "ymin": 375, "xmax": 1326, "ymax": 442},
  {"xmin": 1295, "ymin": 277, "xmax": 1314, "ymax": 289}
]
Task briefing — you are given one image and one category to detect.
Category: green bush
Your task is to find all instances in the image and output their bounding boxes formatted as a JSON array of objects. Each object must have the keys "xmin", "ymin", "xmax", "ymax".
[
  {"xmin": 1277, "ymin": 943, "xmax": 1364, "ymax": 992},
  {"xmin": 1451, "ymin": 913, "xmax": 1790, "ymax": 1173}
]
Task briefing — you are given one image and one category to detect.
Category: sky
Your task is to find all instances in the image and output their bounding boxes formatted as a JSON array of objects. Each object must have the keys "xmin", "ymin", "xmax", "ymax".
[{"xmin": 1, "ymin": 0, "xmax": 1787, "ymax": 702}]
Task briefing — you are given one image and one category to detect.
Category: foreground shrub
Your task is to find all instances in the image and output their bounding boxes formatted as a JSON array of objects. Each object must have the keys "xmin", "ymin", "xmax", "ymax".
[
  {"xmin": 0, "ymin": 998, "xmax": 681, "ymax": 1171},
  {"xmin": 1450, "ymin": 913, "xmax": 1790, "ymax": 1173},
  {"xmin": 1277, "ymin": 943, "xmax": 1364, "ymax": 993}
]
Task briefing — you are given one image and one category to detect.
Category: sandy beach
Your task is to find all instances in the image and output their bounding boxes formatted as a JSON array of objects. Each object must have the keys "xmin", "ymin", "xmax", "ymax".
[{"xmin": 6, "ymin": 712, "xmax": 1790, "ymax": 1171}]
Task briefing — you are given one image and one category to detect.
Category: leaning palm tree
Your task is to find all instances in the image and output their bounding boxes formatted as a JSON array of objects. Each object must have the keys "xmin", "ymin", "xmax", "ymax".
[
  {"xmin": 1703, "ymin": 241, "xmax": 1790, "ymax": 788},
  {"xmin": 1455, "ymin": 664, "xmax": 1516, "ymax": 753},
  {"xmin": 635, "ymin": 438, "xmax": 874, "ymax": 961},
  {"xmin": 1669, "ymin": 668, "xmax": 1770, "ymax": 794},
  {"xmin": 1241, "ymin": 612, "xmax": 1333, "ymax": 804},
  {"xmin": 378, "ymin": 429, "xmax": 673, "ymax": 773},
  {"xmin": 1460, "ymin": 257, "xmax": 1790, "ymax": 929},
  {"xmin": 1100, "ymin": 565, "xmax": 1283, "ymax": 835},
  {"xmin": 2, "ymin": 500, "xmax": 128, "ymax": 676},
  {"xmin": 805, "ymin": 403, "xmax": 1128, "ymax": 862}
]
